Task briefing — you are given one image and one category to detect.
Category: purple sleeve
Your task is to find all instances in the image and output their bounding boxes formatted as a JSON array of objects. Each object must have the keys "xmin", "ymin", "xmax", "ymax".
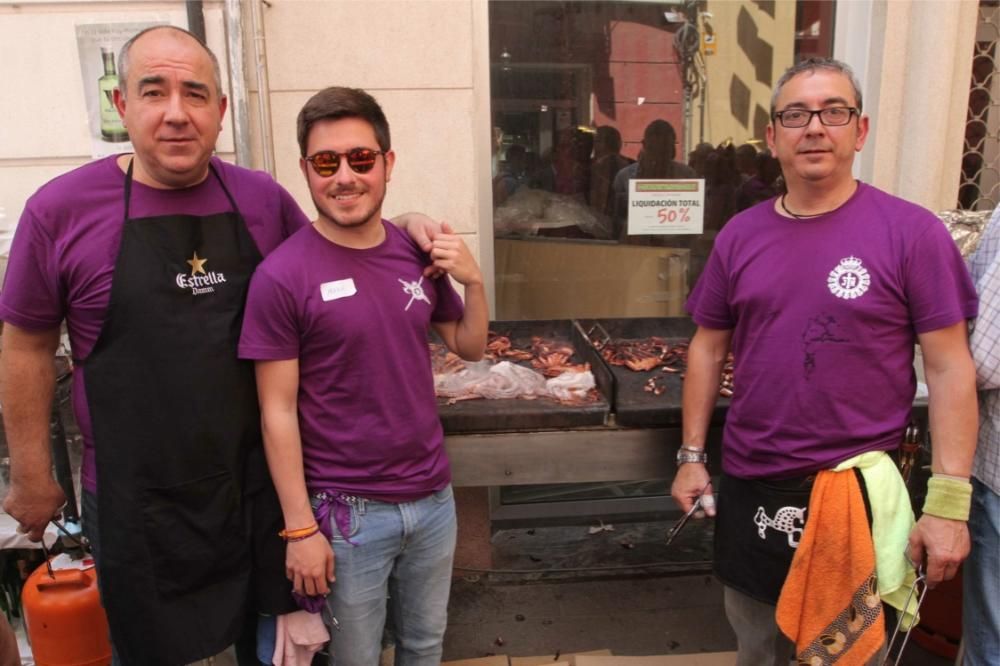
[
  {"xmin": 238, "ymin": 266, "xmax": 301, "ymax": 360},
  {"xmin": 0, "ymin": 206, "xmax": 64, "ymax": 330},
  {"xmin": 904, "ymin": 219, "xmax": 979, "ymax": 333},
  {"xmin": 431, "ymin": 275, "xmax": 465, "ymax": 323},
  {"xmin": 686, "ymin": 243, "xmax": 735, "ymax": 330}
]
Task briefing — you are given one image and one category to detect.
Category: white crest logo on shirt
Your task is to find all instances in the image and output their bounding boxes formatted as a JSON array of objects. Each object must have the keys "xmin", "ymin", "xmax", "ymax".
[
  {"xmin": 398, "ymin": 276, "xmax": 431, "ymax": 311},
  {"xmin": 827, "ymin": 256, "xmax": 870, "ymax": 300}
]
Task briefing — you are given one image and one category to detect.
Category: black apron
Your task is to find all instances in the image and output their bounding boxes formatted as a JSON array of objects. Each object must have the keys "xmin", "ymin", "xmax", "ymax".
[
  {"xmin": 82, "ymin": 161, "xmax": 284, "ymax": 665},
  {"xmin": 714, "ymin": 469, "xmax": 872, "ymax": 606}
]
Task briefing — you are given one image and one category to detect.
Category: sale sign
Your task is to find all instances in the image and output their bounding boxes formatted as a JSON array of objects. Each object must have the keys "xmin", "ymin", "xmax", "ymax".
[{"xmin": 626, "ymin": 179, "xmax": 705, "ymax": 236}]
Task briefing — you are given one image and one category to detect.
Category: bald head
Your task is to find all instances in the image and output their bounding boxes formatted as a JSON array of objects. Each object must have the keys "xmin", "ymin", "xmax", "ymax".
[{"xmin": 118, "ymin": 26, "xmax": 223, "ymax": 99}]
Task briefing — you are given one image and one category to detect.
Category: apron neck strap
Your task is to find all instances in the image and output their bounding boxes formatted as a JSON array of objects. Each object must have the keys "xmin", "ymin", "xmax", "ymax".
[{"xmin": 122, "ymin": 158, "xmax": 239, "ymax": 220}]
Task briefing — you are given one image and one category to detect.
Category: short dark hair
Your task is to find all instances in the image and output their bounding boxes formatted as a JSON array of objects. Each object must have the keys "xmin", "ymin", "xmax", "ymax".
[
  {"xmin": 297, "ymin": 87, "xmax": 391, "ymax": 156},
  {"xmin": 636, "ymin": 119, "xmax": 680, "ymax": 179},
  {"xmin": 119, "ymin": 25, "xmax": 222, "ymax": 99},
  {"xmin": 771, "ymin": 57, "xmax": 863, "ymax": 116},
  {"xmin": 596, "ymin": 126, "xmax": 623, "ymax": 153},
  {"xmin": 642, "ymin": 120, "xmax": 678, "ymax": 159}
]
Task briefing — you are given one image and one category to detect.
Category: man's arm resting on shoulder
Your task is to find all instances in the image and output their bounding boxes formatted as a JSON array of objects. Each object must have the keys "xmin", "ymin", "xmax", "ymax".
[
  {"xmin": 671, "ymin": 325, "xmax": 732, "ymax": 516},
  {"xmin": 255, "ymin": 358, "xmax": 334, "ymax": 597},
  {"xmin": 429, "ymin": 226, "xmax": 489, "ymax": 361},
  {"xmin": 0, "ymin": 323, "xmax": 65, "ymax": 541},
  {"xmin": 910, "ymin": 321, "xmax": 978, "ymax": 587},
  {"xmin": 390, "ymin": 212, "xmax": 442, "ymax": 254}
]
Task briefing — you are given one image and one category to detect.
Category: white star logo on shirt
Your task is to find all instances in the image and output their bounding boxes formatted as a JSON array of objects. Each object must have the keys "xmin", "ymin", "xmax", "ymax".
[{"xmin": 398, "ymin": 276, "xmax": 431, "ymax": 311}]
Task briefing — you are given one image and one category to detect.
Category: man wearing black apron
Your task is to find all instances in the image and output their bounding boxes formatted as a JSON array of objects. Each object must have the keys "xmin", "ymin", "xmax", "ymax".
[
  {"xmin": 0, "ymin": 26, "xmax": 298, "ymax": 665},
  {"xmin": 82, "ymin": 159, "xmax": 265, "ymax": 663},
  {"xmin": 0, "ymin": 26, "xmax": 443, "ymax": 665}
]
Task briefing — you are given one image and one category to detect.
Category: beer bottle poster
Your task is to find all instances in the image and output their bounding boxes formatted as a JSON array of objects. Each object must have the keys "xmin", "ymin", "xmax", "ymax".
[{"xmin": 75, "ymin": 22, "xmax": 171, "ymax": 158}]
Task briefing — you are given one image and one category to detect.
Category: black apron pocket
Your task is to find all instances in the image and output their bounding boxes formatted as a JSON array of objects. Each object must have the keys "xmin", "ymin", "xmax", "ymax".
[
  {"xmin": 141, "ymin": 470, "xmax": 248, "ymax": 600},
  {"xmin": 714, "ymin": 473, "xmax": 814, "ymax": 605}
]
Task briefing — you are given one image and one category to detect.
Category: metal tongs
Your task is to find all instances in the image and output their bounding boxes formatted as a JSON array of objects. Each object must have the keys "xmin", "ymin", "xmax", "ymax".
[
  {"xmin": 882, "ymin": 559, "xmax": 929, "ymax": 665},
  {"xmin": 666, "ymin": 490, "xmax": 708, "ymax": 546}
]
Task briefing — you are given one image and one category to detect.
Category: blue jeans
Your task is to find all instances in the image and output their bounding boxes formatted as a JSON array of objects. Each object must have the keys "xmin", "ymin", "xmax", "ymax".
[
  {"xmin": 963, "ymin": 477, "xmax": 1000, "ymax": 666},
  {"xmin": 322, "ymin": 486, "xmax": 456, "ymax": 666}
]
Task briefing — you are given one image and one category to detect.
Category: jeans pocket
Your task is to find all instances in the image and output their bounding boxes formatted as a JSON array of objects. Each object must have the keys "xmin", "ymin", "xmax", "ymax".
[
  {"xmin": 430, "ymin": 484, "xmax": 454, "ymax": 505},
  {"xmin": 329, "ymin": 501, "xmax": 361, "ymax": 542}
]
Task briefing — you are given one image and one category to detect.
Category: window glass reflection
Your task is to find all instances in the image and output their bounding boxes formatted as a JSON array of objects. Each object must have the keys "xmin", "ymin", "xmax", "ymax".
[{"xmin": 490, "ymin": 0, "xmax": 834, "ymax": 321}]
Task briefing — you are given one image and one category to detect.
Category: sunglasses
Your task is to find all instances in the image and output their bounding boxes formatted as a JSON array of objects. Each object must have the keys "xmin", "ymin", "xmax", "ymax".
[{"xmin": 304, "ymin": 148, "xmax": 384, "ymax": 177}]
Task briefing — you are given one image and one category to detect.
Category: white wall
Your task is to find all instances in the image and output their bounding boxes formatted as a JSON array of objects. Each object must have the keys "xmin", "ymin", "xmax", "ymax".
[
  {"xmin": 0, "ymin": 0, "xmax": 494, "ymax": 301},
  {"xmin": 0, "ymin": 1, "xmax": 235, "ymax": 226},
  {"xmin": 837, "ymin": 0, "xmax": 979, "ymax": 213}
]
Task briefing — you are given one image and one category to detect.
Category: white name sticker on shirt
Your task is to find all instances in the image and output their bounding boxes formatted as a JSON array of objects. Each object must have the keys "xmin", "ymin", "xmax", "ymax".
[{"xmin": 320, "ymin": 278, "xmax": 357, "ymax": 302}]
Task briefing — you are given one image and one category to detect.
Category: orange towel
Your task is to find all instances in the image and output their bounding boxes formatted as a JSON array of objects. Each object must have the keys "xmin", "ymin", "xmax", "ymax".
[{"xmin": 776, "ymin": 469, "xmax": 885, "ymax": 664}]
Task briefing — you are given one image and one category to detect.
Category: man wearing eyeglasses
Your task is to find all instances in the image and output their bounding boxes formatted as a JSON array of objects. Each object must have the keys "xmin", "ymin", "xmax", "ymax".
[
  {"xmin": 0, "ymin": 26, "xmax": 448, "ymax": 666},
  {"xmin": 673, "ymin": 57, "xmax": 978, "ymax": 665},
  {"xmin": 239, "ymin": 86, "xmax": 488, "ymax": 665}
]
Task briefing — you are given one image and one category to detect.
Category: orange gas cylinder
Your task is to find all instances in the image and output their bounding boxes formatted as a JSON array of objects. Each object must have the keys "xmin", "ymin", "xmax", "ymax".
[{"xmin": 21, "ymin": 561, "xmax": 112, "ymax": 666}]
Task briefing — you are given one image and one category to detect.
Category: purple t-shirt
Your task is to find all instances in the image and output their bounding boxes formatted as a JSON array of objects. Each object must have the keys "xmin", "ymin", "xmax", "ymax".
[
  {"xmin": 0, "ymin": 155, "xmax": 309, "ymax": 492},
  {"xmin": 238, "ymin": 221, "xmax": 463, "ymax": 501},
  {"xmin": 687, "ymin": 182, "xmax": 978, "ymax": 479}
]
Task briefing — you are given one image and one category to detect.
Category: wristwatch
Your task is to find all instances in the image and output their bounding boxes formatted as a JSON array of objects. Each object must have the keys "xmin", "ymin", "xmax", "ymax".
[{"xmin": 676, "ymin": 445, "xmax": 707, "ymax": 465}]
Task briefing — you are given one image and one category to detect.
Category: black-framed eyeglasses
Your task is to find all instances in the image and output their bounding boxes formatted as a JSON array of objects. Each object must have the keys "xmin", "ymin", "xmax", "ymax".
[
  {"xmin": 773, "ymin": 106, "xmax": 859, "ymax": 128},
  {"xmin": 304, "ymin": 148, "xmax": 384, "ymax": 177}
]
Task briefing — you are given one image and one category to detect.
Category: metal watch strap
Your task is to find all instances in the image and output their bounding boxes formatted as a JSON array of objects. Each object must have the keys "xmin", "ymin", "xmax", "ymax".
[{"xmin": 676, "ymin": 447, "xmax": 707, "ymax": 465}]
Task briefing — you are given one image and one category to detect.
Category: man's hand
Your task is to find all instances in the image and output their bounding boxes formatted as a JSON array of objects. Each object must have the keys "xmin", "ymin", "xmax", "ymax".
[
  {"xmin": 907, "ymin": 513, "xmax": 970, "ymax": 588},
  {"xmin": 391, "ymin": 212, "xmax": 448, "ymax": 277},
  {"xmin": 2, "ymin": 477, "xmax": 65, "ymax": 542},
  {"xmin": 392, "ymin": 213, "xmax": 452, "ymax": 278},
  {"xmin": 429, "ymin": 222, "xmax": 482, "ymax": 287},
  {"xmin": 392, "ymin": 212, "xmax": 441, "ymax": 252},
  {"xmin": 670, "ymin": 462, "xmax": 715, "ymax": 517},
  {"xmin": 285, "ymin": 533, "xmax": 336, "ymax": 596}
]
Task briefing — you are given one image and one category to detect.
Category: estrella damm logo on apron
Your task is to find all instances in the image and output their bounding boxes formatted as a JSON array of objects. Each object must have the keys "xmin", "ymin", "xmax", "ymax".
[{"xmin": 175, "ymin": 250, "xmax": 228, "ymax": 296}]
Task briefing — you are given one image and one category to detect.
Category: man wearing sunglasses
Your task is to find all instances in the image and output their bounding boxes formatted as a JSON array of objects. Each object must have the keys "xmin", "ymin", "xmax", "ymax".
[
  {"xmin": 673, "ymin": 57, "xmax": 978, "ymax": 665},
  {"xmin": 0, "ymin": 26, "xmax": 449, "ymax": 665},
  {"xmin": 239, "ymin": 86, "xmax": 488, "ymax": 665}
]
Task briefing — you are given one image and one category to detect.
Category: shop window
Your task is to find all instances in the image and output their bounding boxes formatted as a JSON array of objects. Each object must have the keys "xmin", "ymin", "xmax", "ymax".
[
  {"xmin": 487, "ymin": 0, "xmax": 834, "ymax": 517},
  {"xmin": 489, "ymin": 0, "xmax": 832, "ymax": 322}
]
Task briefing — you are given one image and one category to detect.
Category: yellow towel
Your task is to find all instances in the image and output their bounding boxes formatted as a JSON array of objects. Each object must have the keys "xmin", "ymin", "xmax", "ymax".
[
  {"xmin": 776, "ymin": 469, "xmax": 885, "ymax": 664},
  {"xmin": 833, "ymin": 451, "xmax": 920, "ymax": 629}
]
